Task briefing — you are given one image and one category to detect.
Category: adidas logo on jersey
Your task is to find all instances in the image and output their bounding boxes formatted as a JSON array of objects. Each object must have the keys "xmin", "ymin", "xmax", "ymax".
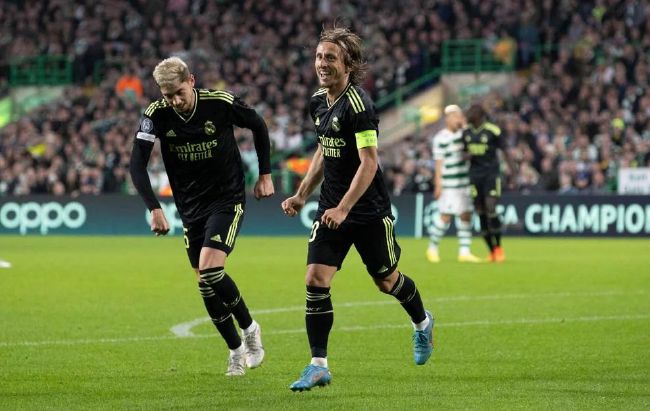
[
  {"xmin": 210, "ymin": 234, "xmax": 222, "ymax": 242},
  {"xmin": 166, "ymin": 130, "xmax": 177, "ymax": 137}
]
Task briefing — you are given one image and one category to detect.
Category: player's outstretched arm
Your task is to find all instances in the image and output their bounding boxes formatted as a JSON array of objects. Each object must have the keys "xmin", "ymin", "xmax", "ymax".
[{"xmin": 282, "ymin": 146, "xmax": 324, "ymax": 217}]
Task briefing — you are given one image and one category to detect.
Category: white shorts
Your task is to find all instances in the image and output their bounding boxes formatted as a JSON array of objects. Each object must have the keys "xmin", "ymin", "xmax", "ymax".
[{"xmin": 437, "ymin": 187, "xmax": 473, "ymax": 215}]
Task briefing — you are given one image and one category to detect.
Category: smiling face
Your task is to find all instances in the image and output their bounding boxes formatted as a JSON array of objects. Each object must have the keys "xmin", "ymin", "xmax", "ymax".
[
  {"xmin": 315, "ymin": 41, "xmax": 349, "ymax": 92},
  {"xmin": 159, "ymin": 75, "xmax": 195, "ymax": 114}
]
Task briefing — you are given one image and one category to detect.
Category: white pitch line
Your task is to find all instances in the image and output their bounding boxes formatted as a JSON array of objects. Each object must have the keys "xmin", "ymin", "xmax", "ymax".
[
  {"xmin": 1, "ymin": 313, "xmax": 648, "ymax": 349},
  {"xmin": 170, "ymin": 290, "xmax": 645, "ymax": 337}
]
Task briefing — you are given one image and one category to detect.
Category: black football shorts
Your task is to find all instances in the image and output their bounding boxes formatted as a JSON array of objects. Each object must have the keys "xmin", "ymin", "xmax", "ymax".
[
  {"xmin": 183, "ymin": 204, "xmax": 245, "ymax": 268},
  {"xmin": 307, "ymin": 215, "xmax": 401, "ymax": 278},
  {"xmin": 470, "ymin": 173, "xmax": 501, "ymax": 200}
]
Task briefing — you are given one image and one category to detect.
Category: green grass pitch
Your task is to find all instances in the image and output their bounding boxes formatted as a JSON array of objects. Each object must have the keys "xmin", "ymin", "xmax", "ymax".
[{"xmin": 1, "ymin": 235, "xmax": 648, "ymax": 410}]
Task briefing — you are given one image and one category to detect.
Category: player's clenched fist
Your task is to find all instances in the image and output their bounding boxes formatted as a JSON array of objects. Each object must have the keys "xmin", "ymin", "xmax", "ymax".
[
  {"xmin": 150, "ymin": 208, "xmax": 170, "ymax": 236},
  {"xmin": 253, "ymin": 174, "xmax": 275, "ymax": 200},
  {"xmin": 282, "ymin": 196, "xmax": 304, "ymax": 217}
]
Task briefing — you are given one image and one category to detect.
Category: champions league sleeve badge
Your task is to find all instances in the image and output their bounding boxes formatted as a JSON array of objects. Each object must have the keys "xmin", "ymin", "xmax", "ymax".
[{"xmin": 140, "ymin": 118, "xmax": 154, "ymax": 133}]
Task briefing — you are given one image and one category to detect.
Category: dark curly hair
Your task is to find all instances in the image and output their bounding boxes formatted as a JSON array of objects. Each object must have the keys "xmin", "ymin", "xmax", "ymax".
[
  {"xmin": 466, "ymin": 104, "xmax": 486, "ymax": 128},
  {"xmin": 319, "ymin": 26, "xmax": 368, "ymax": 85}
]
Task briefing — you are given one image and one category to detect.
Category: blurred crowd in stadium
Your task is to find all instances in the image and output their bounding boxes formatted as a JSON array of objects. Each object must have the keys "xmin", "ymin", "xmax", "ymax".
[{"xmin": 0, "ymin": 0, "xmax": 648, "ymax": 196}]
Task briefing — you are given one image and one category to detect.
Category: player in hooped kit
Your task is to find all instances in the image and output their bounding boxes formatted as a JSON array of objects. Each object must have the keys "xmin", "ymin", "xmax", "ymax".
[
  {"xmin": 129, "ymin": 57, "xmax": 274, "ymax": 376},
  {"xmin": 282, "ymin": 27, "xmax": 435, "ymax": 391},
  {"xmin": 426, "ymin": 105, "xmax": 482, "ymax": 263}
]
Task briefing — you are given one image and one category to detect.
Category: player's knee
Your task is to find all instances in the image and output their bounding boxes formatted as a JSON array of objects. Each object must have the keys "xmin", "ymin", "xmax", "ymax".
[
  {"xmin": 305, "ymin": 264, "xmax": 335, "ymax": 287},
  {"xmin": 459, "ymin": 212, "xmax": 473, "ymax": 222},
  {"xmin": 374, "ymin": 269, "xmax": 399, "ymax": 293},
  {"xmin": 305, "ymin": 271, "xmax": 328, "ymax": 287},
  {"xmin": 375, "ymin": 280, "xmax": 393, "ymax": 293},
  {"xmin": 439, "ymin": 214, "xmax": 452, "ymax": 224},
  {"xmin": 198, "ymin": 247, "xmax": 227, "ymax": 271}
]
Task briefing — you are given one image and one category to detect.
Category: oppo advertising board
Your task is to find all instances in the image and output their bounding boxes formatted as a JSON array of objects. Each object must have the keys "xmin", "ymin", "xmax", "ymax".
[{"xmin": 0, "ymin": 194, "xmax": 648, "ymax": 237}]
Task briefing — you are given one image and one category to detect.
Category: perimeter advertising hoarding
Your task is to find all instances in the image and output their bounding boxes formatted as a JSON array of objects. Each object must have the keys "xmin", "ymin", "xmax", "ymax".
[
  {"xmin": 0, "ymin": 194, "xmax": 648, "ymax": 237},
  {"xmin": 618, "ymin": 168, "xmax": 650, "ymax": 195}
]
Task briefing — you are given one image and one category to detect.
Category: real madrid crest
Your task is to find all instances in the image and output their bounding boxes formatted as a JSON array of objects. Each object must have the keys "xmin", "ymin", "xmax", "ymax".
[
  {"xmin": 204, "ymin": 120, "xmax": 216, "ymax": 135},
  {"xmin": 480, "ymin": 134, "xmax": 488, "ymax": 143},
  {"xmin": 332, "ymin": 116, "xmax": 341, "ymax": 132}
]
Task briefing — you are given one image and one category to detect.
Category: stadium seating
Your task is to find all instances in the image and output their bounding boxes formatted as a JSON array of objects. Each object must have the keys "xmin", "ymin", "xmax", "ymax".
[{"xmin": 0, "ymin": 1, "xmax": 647, "ymax": 196}]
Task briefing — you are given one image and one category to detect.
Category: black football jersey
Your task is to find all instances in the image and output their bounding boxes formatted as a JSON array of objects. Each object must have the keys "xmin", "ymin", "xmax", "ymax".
[
  {"xmin": 134, "ymin": 89, "xmax": 260, "ymax": 222},
  {"xmin": 310, "ymin": 83, "xmax": 392, "ymax": 224},
  {"xmin": 461, "ymin": 122, "xmax": 504, "ymax": 175}
]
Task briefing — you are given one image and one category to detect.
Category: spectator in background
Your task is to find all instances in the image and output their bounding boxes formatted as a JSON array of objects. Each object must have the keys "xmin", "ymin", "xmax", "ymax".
[
  {"xmin": 493, "ymin": 29, "xmax": 517, "ymax": 66},
  {"xmin": 558, "ymin": 172, "xmax": 578, "ymax": 195},
  {"xmin": 516, "ymin": 161, "xmax": 539, "ymax": 193},
  {"xmin": 115, "ymin": 63, "xmax": 144, "ymax": 102},
  {"xmin": 536, "ymin": 155, "xmax": 560, "ymax": 192}
]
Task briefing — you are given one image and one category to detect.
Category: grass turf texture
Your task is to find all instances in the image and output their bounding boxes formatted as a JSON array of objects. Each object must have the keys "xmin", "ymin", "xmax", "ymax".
[{"xmin": 1, "ymin": 235, "xmax": 648, "ymax": 410}]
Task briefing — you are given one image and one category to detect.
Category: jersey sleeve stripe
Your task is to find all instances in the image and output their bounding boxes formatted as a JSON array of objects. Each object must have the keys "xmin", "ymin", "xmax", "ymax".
[
  {"xmin": 201, "ymin": 94, "xmax": 234, "ymax": 102},
  {"xmin": 144, "ymin": 100, "xmax": 168, "ymax": 116},
  {"xmin": 349, "ymin": 88, "xmax": 365, "ymax": 111},
  {"xmin": 347, "ymin": 88, "xmax": 366, "ymax": 113},
  {"xmin": 144, "ymin": 101, "xmax": 159, "ymax": 116},
  {"xmin": 347, "ymin": 93, "xmax": 361, "ymax": 113},
  {"xmin": 355, "ymin": 130, "xmax": 378, "ymax": 148},
  {"xmin": 144, "ymin": 103, "xmax": 156, "ymax": 116},
  {"xmin": 201, "ymin": 96, "xmax": 234, "ymax": 104},
  {"xmin": 199, "ymin": 91, "xmax": 234, "ymax": 101},
  {"xmin": 200, "ymin": 91, "xmax": 234, "ymax": 102},
  {"xmin": 199, "ymin": 90, "xmax": 234, "ymax": 97}
]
